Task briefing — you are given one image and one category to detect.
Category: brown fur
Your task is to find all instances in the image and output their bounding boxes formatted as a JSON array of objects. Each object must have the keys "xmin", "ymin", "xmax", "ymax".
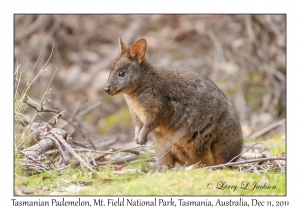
[{"xmin": 105, "ymin": 38, "xmax": 243, "ymax": 167}]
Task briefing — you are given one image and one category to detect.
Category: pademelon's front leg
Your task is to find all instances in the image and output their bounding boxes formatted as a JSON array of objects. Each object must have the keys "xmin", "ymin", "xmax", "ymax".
[
  {"xmin": 137, "ymin": 91, "xmax": 164, "ymax": 145},
  {"xmin": 124, "ymin": 94, "xmax": 144, "ymax": 145},
  {"xmin": 134, "ymin": 123, "xmax": 142, "ymax": 144},
  {"xmin": 132, "ymin": 114, "xmax": 156, "ymax": 145},
  {"xmin": 138, "ymin": 121, "xmax": 158, "ymax": 145},
  {"xmin": 129, "ymin": 112, "xmax": 144, "ymax": 144}
]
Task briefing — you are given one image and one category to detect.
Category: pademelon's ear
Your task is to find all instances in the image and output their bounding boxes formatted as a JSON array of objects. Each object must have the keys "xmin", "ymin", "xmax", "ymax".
[
  {"xmin": 119, "ymin": 38, "xmax": 126, "ymax": 54},
  {"xmin": 130, "ymin": 39, "xmax": 147, "ymax": 63}
]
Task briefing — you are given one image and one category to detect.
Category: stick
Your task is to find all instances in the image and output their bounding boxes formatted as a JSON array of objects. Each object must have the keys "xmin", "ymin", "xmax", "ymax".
[
  {"xmin": 59, "ymin": 117, "xmax": 96, "ymax": 150},
  {"xmin": 70, "ymin": 149, "xmax": 114, "ymax": 167},
  {"xmin": 200, "ymin": 157, "xmax": 286, "ymax": 170},
  {"xmin": 249, "ymin": 118, "xmax": 285, "ymax": 140},
  {"xmin": 76, "ymin": 101, "xmax": 102, "ymax": 119},
  {"xmin": 50, "ymin": 130, "xmax": 95, "ymax": 172},
  {"xmin": 226, "ymin": 143, "xmax": 263, "ymax": 164},
  {"xmin": 24, "ymin": 95, "xmax": 60, "ymax": 114},
  {"xmin": 262, "ymin": 150, "xmax": 284, "ymax": 170},
  {"xmin": 19, "ymin": 150, "xmax": 51, "ymax": 171},
  {"xmin": 97, "ymin": 153, "xmax": 137, "ymax": 166},
  {"xmin": 23, "ymin": 95, "xmax": 96, "ymax": 150},
  {"xmin": 21, "ymin": 138, "xmax": 54, "ymax": 159}
]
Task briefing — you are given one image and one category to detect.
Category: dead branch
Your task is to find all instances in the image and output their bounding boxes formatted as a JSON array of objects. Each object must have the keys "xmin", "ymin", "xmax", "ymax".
[
  {"xmin": 113, "ymin": 169, "xmax": 139, "ymax": 175},
  {"xmin": 59, "ymin": 117, "xmax": 96, "ymax": 150},
  {"xmin": 97, "ymin": 153, "xmax": 138, "ymax": 166},
  {"xmin": 76, "ymin": 101, "xmax": 102, "ymax": 120},
  {"xmin": 227, "ymin": 143, "xmax": 263, "ymax": 163},
  {"xmin": 200, "ymin": 157, "xmax": 286, "ymax": 170},
  {"xmin": 74, "ymin": 145, "xmax": 153, "ymax": 154},
  {"xmin": 249, "ymin": 118, "xmax": 286, "ymax": 140},
  {"xmin": 112, "ymin": 148, "xmax": 140, "ymax": 155},
  {"xmin": 21, "ymin": 138, "xmax": 54, "ymax": 160},
  {"xmin": 19, "ymin": 149, "xmax": 52, "ymax": 171},
  {"xmin": 23, "ymin": 95, "xmax": 56, "ymax": 115},
  {"xmin": 262, "ymin": 150, "xmax": 284, "ymax": 171},
  {"xmin": 68, "ymin": 101, "xmax": 82, "ymax": 122},
  {"xmin": 50, "ymin": 130, "xmax": 95, "ymax": 172},
  {"xmin": 70, "ymin": 149, "xmax": 114, "ymax": 167},
  {"xmin": 23, "ymin": 95, "xmax": 96, "ymax": 150},
  {"xmin": 19, "ymin": 120, "xmax": 95, "ymax": 172}
]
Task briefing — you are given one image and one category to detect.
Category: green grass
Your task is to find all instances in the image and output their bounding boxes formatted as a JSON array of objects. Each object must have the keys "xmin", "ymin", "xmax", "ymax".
[
  {"xmin": 15, "ymin": 164, "xmax": 285, "ymax": 196},
  {"xmin": 83, "ymin": 169, "xmax": 285, "ymax": 196},
  {"xmin": 263, "ymin": 135, "xmax": 285, "ymax": 155}
]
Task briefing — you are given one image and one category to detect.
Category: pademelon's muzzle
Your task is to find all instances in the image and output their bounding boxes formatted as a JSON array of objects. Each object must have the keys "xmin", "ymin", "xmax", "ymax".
[
  {"xmin": 104, "ymin": 87, "xmax": 110, "ymax": 94},
  {"xmin": 104, "ymin": 85, "xmax": 120, "ymax": 96}
]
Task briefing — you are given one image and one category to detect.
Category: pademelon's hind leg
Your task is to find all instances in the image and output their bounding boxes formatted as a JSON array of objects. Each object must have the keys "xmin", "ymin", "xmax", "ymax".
[
  {"xmin": 211, "ymin": 136, "xmax": 243, "ymax": 165},
  {"xmin": 211, "ymin": 142, "xmax": 228, "ymax": 165},
  {"xmin": 160, "ymin": 153, "xmax": 176, "ymax": 168}
]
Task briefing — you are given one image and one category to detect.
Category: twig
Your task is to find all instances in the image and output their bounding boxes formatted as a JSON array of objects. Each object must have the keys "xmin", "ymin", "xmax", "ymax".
[
  {"xmin": 94, "ymin": 137, "xmax": 118, "ymax": 148},
  {"xmin": 23, "ymin": 95, "xmax": 62, "ymax": 115},
  {"xmin": 74, "ymin": 148, "xmax": 115, "ymax": 154},
  {"xmin": 68, "ymin": 101, "xmax": 81, "ymax": 122},
  {"xmin": 74, "ymin": 145, "xmax": 153, "ymax": 155},
  {"xmin": 45, "ymin": 149, "xmax": 59, "ymax": 155},
  {"xmin": 48, "ymin": 136, "xmax": 69, "ymax": 165},
  {"xmin": 97, "ymin": 153, "xmax": 137, "ymax": 166},
  {"xmin": 227, "ymin": 143, "xmax": 263, "ymax": 164},
  {"xmin": 16, "ymin": 112, "xmax": 65, "ymax": 149},
  {"xmin": 14, "ymin": 189, "xmax": 24, "ymax": 196},
  {"xmin": 249, "ymin": 118, "xmax": 285, "ymax": 140},
  {"xmin": 249, "ymin": 164, "xmax": 260, "ymax": 174},
  {"xmin": 76, "ymin": 101, "xmax": 102, "ymax": 119},
  {"xmin": 59, "ymin": 116, "xmax": 96, "ymax": 150},
  {"xmin": 208, "ymin": 30, "xmax": 224, "ymax": 60},
  {"xmin": 19, "ymin": 150, "xmax": 51, "ymax": 171},
  {"xmin": 113, "ymin": 169, "xmax": 139, "ymax": 175},
  {"xmin": 21, "ymin": 138, "xmax": 54, "ymax": 160},
  {"xmin": 90, "ymin": 151, "xmax": 97, "ymax": 167},
  {"xmin": 70, "ymin": 149, "xmax": 114, "ymax": 167},
  {"xmin": 159, "ymin": 141, "xmax": 180, "ymax": 160},
  {"xmin": 243, "ymin": 143, "xmax": 279, "ymax": 149},
  {"xmin": 112, "ymin": 148, "xmax": 140, "ymax": 155},
  {"xmin": 200, "ymin": 157, "xmax": 286, "ymax": 170},
  {"xmin": 50, "ymin": 130, "xmax": 95, "ymax": 172},
  {"xmin": 23, "ymin": 95, "xmax": 96, "ymax": 150},
  {"xmin": 262, "ymin": 150, "xmax": 283, "ymax": 171}
]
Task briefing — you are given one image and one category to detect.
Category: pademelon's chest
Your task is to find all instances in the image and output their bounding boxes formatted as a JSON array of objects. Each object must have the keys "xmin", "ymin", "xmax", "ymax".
[{"xmin": 123, "ymin": 94, "xmax": 147, "ymax": 123}]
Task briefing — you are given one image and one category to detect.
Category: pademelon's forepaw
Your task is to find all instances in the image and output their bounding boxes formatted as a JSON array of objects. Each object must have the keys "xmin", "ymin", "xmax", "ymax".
[{"xmin": 137, "ymin": 136, "xmax": 147, "ymax": 145}]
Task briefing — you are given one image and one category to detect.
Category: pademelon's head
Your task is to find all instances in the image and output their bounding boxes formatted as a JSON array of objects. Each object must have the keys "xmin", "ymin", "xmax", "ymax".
[{"xmin": 104, "ymin": 38, "xmax": 147, "ymax": 96}]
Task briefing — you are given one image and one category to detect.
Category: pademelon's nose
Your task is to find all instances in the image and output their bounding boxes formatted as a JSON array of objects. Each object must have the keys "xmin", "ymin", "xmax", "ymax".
[{"xmin": 104, "ymin": 87, "xmax": 110, "ymax": 94}]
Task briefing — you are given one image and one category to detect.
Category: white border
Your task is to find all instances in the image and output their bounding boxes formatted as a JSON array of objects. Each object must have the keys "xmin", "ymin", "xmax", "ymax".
[{"xmin": 3, "ymin": 0, "xmax": 299, "ymax": 208}]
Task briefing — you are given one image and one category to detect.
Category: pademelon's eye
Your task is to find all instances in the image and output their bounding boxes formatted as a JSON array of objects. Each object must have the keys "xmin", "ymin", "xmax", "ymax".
[{"xmin": 118, "ymin": 71, "xmax": 125, "ymax": 77}]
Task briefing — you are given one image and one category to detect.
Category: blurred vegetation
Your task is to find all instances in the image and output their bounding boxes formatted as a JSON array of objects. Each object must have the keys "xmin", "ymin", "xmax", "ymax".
[{"xmin": 14, "ymin": 14, "xmax": 286, "ymax": 150}]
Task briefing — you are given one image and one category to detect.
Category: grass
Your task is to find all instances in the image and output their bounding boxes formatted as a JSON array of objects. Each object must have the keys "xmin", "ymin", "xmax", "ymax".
[
  {"xmin": 15, "ymin": 165, "xmax": 285, "ymax": 196},
  {"xmin": 83, "ymin": 169, "xmax": 285, "ymax": 196},
  {"xmin": 14, "ymin": 46, "xmax": 58, "ymax": 149}
]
